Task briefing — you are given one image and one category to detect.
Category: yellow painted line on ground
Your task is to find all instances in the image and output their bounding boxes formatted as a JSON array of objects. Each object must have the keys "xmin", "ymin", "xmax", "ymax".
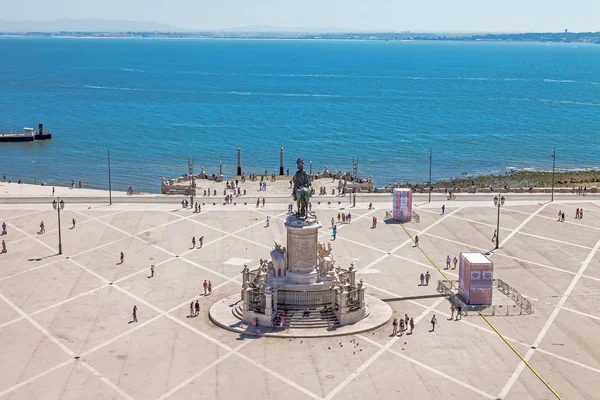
[{"xmin": 401, "ymin": 224, "xmax": 562, "ymax": 400}]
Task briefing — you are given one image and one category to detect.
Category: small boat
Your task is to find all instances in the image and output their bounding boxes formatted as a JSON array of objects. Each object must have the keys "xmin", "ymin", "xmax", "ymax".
[{"xmin": 0, "ymin": 123, "xmax": 52, "ymax": 143}]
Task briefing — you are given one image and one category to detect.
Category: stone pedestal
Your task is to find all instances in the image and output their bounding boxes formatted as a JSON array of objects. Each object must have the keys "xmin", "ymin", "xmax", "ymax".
[{"xmin": 285, "ymin": 215, "xmax": 321, "ymax": 284}]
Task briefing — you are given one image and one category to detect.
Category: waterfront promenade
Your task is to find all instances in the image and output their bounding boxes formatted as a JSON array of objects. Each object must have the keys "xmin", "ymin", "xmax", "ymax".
[{"xmin": 0, "ymin": 182, "xmax": 599, "ymax": 399}]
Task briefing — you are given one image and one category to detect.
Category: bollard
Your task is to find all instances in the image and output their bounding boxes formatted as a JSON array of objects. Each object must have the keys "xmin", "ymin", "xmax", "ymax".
[
  {"xmin": 328, "ymin": 201, "xmax": 331, "ymax": 204},
  {"xmin": 202, "ymin": 202, "xmax": 205, "ymax": 206},
  {"xmin": 213, "ymin": 202, "xmax": 216, "ymax": 206},
  {"xmin": 224, "ymin": 190, "xmax": 227, "ymax": 195},
  {"xmin": 243, "ymin": 189, "xmax": 246, "ymax": 195},
  {"xmin": 244, "ymin": 202, "xmax": 247, "ymax": 205},
  {"xmin": 234, "ymin": 202, "xmax": 237, "ymax": 205},
  {"xmin": 213, "ymin": 190, "xmax": 216, "ymax": 196},
  {"xmin": 332, "ymin": 189, "xmax": 335, "ymax": 195},
  {"xmin": 203, "ymin": 190, "xmax": 207, "ymax": 196}
]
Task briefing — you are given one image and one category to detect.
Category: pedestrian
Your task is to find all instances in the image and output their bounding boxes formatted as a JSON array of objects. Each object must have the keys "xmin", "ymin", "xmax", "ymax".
[
  {"xmin": 331, "ymin": 217, "xmax": 335, "ymax": 228},
  {"xmin": 446, "ymin": 255, "xmax": 451, "ymax": 269},
  {"xmin": 182, "ymin": 200, "xmax": 185, "ymax": 208},
  {"xmin": 72, "ymin": 218, "xmax": 76, "ymax": 229},
  {"xmin": 425, "ymin": 271, "xmax": 431, "ymax": 286},
  {"xmin": 132, "ymin": 305, "xmax": 138, "ymax": 322},
  {"xmin": 431, "ymin": 314, "xmax": 437, "ymax": 332},
  {"xmin": 1, "ymin": 240, "xmax": 6, "ymax": 253},
  {"xmin": 347, "ymin": 213, "xmax": 351, "ymax": 223},
  {"xmin": 455, "ymin": 305, "xmax": 462, "ymax": 320},
  {"xmin": 558, "ymin": 210, "xmax": 562, "ymax": 221},
  {"xmin": 576, "ymin": 208, "xmax": 580, "ymax": 219},
  {"xmin": 52, "ymin": 187, "xmax": 55, "ymax": 196},
  {"xmin": 71, "ymin": 180, "xmax": 74, "ymax": 188},
  {"xmin": 262, "ymin": 198, "xmax": 265, "ymax": 207},
  {"xmin": 120, "ymin": 251, "xmax": 124, "ymax": 264},
  {"xmin": 195, "ymin": 300, "xmax": 200, "ymax": 316},
  {"xmin": 561, "ymin": 212, "xmax": 565, "ymax": 222},
  {"xmin": 208, "ymin": 281, "xmax": 212, "ymax": 295},
  {"xmin": 40, "ymin": 221, "xmax": 45, "ymax": 234},
  {"xmin": 256, "ymin": 198, "xmax": 260, "ymax": 207},
  {"xmin": 1, "ymin": 221, "xmax": 6, "ymax": 235},
  {"xmin": 199, "ymin": 236, "xmax": 204, "ymax": 248},
  {"xmin": 266, "ymin": 216, "xmax": 270, "ymax": 227},
  {"xmin": 392, "ymin": 318, "xmax": 398, "ymax": 335},
  {"xmin": 332, "ymin": 226, "xmax": 337, "ymax": 240},
  {"xmin": 78, "ymin": 180, "xmax": 82, "ymax": 189},
  {"xmin": 404, "ymin": 314, "xmax": 410, "ymax": 331},
  {"xmin": 409, "ymin": 317, "xmax": 415, "ymax": 334},
  {"xmin": 580, "ymin": 208, "xmax": 584, "ymax": 219},
  {"xmin": 372, "ymin": 216, "xmax": 377, "ymax": 228},
  {"xmin": 190, "ymin": 301, "xmax": 194, "ymax": 316},
  {"xmin": 369, "ymin": 202, "xmax": 373, "ymax": 210},
  {"xmin": 151, "ymin": 264, "xmax": 155, "ymax": 277},
  {"xmin": 420, "ymin": 272, "xmax": 425, "ymax": 286},
  {"xmin": 192, "ymin": 236, "xmax": 196, "ymax": 248},
  {"xmin": 398, "ymin": 318, "xmax": 405, "ymax": 335},
  {"xmin": 441, "ymin": 204, "xmax": 445, "ymax": 215},
  {"xmin": 450, "ymin": 303, "xmax": 455, "ymax": 320},
  {"xmin": 195, "ymin": 204, "xmax": 198, "ymax": 213},
  {"xmin": 203, "ymin": 280, "xmax": 208, "ymax": 295},
  {"xmin": 342, "ymin": 213, "xmax": 346, "ymax": 224},
  {"xmin": 414, "ymin": 235, "xmax": 419, "ymax": 247},
  {"xmin": 337, "ymin": 213, "xmax": 341, "ymax": 223},
  {"xmin": 453, "ymin": 256, "xmax": 458, "ymax": 269}
]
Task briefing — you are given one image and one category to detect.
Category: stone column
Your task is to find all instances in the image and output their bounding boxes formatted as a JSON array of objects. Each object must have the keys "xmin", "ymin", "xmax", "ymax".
[
  {"xmin": 279, "ymin": 147, "xmax": 284, "ymax": 176},
  {"xmin": 264, "ymin": 290, "xmax": 273, "ymax": 318},
  {"xmin": 285, "ymin": 216, "xmax": 321, "ymax": 284},
  {"xmin": 237, "ymin": 148, "xmax": 242, "ymax": 176}
]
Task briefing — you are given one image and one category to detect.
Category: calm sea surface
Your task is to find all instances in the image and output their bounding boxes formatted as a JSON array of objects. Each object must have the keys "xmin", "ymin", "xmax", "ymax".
[{"xmin": 0, "ymin": 38, "xmax": 599, "ymax": 192}]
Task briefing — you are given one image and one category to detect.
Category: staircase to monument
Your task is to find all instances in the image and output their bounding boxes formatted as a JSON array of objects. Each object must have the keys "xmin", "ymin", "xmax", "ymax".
[{"xmin": 232, "ymin": 304, "xmax": 340, "ymax": 329}]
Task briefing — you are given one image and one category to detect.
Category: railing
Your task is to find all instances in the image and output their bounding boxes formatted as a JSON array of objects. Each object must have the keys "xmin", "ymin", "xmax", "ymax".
[{"xmin": 277, "ymin": 290, "xmax": 334, "ymax": 308}]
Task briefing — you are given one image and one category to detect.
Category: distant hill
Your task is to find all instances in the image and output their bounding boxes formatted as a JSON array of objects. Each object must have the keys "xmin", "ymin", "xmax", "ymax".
[{"xmin": 0, "ymin": 19, "xmax": 183, "ymax": 32}]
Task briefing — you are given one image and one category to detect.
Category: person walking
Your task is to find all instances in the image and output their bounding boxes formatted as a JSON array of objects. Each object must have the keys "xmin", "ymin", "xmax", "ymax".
[
  {"xmin": 404, "ymin": 314, "xmax": 410, "ymax": 331},
  {"xmin": 256, "ymin": 198, "xmax": 260, "ymax": 207},
  {"xmin": 52, "ymin": 186, "xmax": 55, "ymax": 196},
  {"xmin": 262, "ymin": 198, "xmax": 265, "ymax": 207},
  {"xmin": 266, "ymin": 216, "xmax": 270, "ymax": 227},
  {"xmin": 199, "ymin": 236, "xmax": 204, "ymax": 248},
  {"xmin": 1, "ymin": 240, "xmax": 6, "ymax": 253},
  {"xmin": 580, "ymin": 208, "xmax": 584, "ymax": 219},
  {"xmin": 441, "ymin": 204, "xmax": 445, "ymax": 215},
  {"xmin": 132, "ymin": 305, "xmax": 138, "ymax": 322},
  {"xmin": 332, "ymin": 226, "xmax": 337, "ymax": 241},
  {"xmin": 342, "ymin": 213, "xmax": 346, "ymax": 224},
  {"xmin": 450, "ymin": 304, "xmax": 455, "ymax": 320},
  {"xmin": 1, "ymin": 221, "xmax": 6, "ymax": 235},
  {"xmin": 414, "ymin": 235, "xmax": 419, "ymax": 247},
  {"xmin": 208, "ymin": 281, "xmax": 212, "ymax": 295},
  {"xmin": 392, "ymin": 318, "xmax": 398, "ymax": 336},
  {"xmin": 398, "ymin": 318, "xmax": 405, "ymax": 335},
  {"xmin": 331, "ymin": 217, "xmax": 335, "ymax": 228},
  {"xmin": 409, "ymin": 317, "xmax": 415, "ymax": 334},
  {"xmin": 372, "ymin": 216, "xmax": 377, "ymax": 228},
  {"xmin": 191, "ymin": 236, "xmax": 196, "ymax": 249},
  {"xmin": 576, "ymin": 208, "xmax": 580, "ymax": 219},
  {"xmin": 337, "ymin": 213, "xmax": 341, "ymax": 223},
  {"xmin": 203, "ymin": 280, "xmax": 208, "ymax": 295},
  {"xmin": 420, "ymin": 272, "xmax": 425, "ymax": 286},
  {"xmin": 72, "ymin": 218, "xmax": 76, "ymax": 229},
  {"xmin": 120, "ymin": 251, "xmax": 124, "ymax": 264},
  {"xmin": 446, "ymin": 255, "xmax": 451, "ymax": 269},
  {"xmin": 150, "ymin": 264, "xmax": 155, "ymax": 277},
  {"xmin": 453, "ymin": 256, "xmax": 458, "ymax": 270},
  {"xmin": 347, "ymin": 213, "xmax": 351, "ymax": 223},
  {"xmin": 561, "ymin": 212, "xmax": 565, "ymax": 222},
  {"xmin": 425, "ymin": 271, "xmax": 431, "ymax": 286},
  {"xmin": 190, "ymin": 301, "xmax": 194, "ymax": 316},
  {"xmin": 431, "ymin": 315, "xmax": 437, "ymax": 332},
  {"xmin": 195, "ymin": 300, "xmax": 200, "ymax": 316},
  {"xmin": 455, "ymin": 305, "xmax": 462, "ymax": 320},
  {"xmin": 40, "ymin": 221, "xmax": 45, "ymax": 234},
  {"xmin": 558, "ymin": 210, "xmax": 562, "ymax": 221}
]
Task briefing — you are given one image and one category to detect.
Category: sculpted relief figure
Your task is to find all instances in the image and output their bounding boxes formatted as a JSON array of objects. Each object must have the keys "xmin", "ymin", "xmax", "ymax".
[
  {"xmin": 292, "ymin": 158, "xmax": 312, "ymax": 218},
  {"xmin": 270, "ymin": 241, "xmax": 287, "ymax": 276}
]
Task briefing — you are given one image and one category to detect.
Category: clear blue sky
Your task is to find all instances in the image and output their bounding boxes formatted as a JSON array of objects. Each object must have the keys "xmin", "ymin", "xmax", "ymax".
[{"xmin": 1, "ymin": 0, "xmax": 599, "ymax": 32}]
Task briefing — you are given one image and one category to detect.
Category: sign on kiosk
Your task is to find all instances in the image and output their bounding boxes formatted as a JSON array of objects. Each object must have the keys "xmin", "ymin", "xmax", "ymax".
[
  {"xmin": 392, "ymin": 188, "xmax": 412, "ymax": 222},
  {"xmin": 458, "ymin": 252, "xmax": 494, "ymax": 305}
]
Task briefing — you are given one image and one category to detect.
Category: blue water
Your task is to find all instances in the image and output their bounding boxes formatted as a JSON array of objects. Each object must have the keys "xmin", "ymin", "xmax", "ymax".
[{"xmin": 1, "ymin": 38, "xmax": 599, "ymax": 192}]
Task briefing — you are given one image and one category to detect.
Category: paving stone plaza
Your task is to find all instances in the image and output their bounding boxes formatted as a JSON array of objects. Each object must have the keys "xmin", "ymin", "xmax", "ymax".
[{"xmin": 1, "ymin": 192, "xmax": 599, "ymax": 399}]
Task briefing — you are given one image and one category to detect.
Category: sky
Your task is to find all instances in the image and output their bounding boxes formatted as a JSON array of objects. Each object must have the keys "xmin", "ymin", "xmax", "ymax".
[{"xmin": 1, "ymin": 0, "xmax": 599, "ymax": 32}]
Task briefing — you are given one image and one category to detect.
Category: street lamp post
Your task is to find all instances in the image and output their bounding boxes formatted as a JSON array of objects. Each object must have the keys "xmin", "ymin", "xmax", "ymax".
[
  {"xmin": 428, "ymin": 148, "xmax": 432, "ymax": 203},
  {"xmin": 52, "ymin": 198, "xmax": 65, "ymax": 254},
  {"xmin": 309, "ymin": 161, "xmax": 312, "ymax": 175},
  {"xmin": 493, "ymin": 194, "xmax": 505, "ymax": 250},
  {"xmin": 550, "ymin": 147, "xmax": 556, "ymax": 202},
  {"xmin": 108, "ymin": 150, "xmax": 112, "ymax": 206}
]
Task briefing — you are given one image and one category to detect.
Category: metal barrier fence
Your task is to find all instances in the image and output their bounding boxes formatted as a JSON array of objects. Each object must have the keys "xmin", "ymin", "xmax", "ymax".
[{"xmin": 436, "ymin": 279, "xmax": 534, "ymax": 316}]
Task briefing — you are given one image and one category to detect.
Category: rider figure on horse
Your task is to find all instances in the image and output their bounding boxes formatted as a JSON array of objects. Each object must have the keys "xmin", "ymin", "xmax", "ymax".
[{"xmin": 292, "ymin": 158, "xmax": 311, "ymax": 218}]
